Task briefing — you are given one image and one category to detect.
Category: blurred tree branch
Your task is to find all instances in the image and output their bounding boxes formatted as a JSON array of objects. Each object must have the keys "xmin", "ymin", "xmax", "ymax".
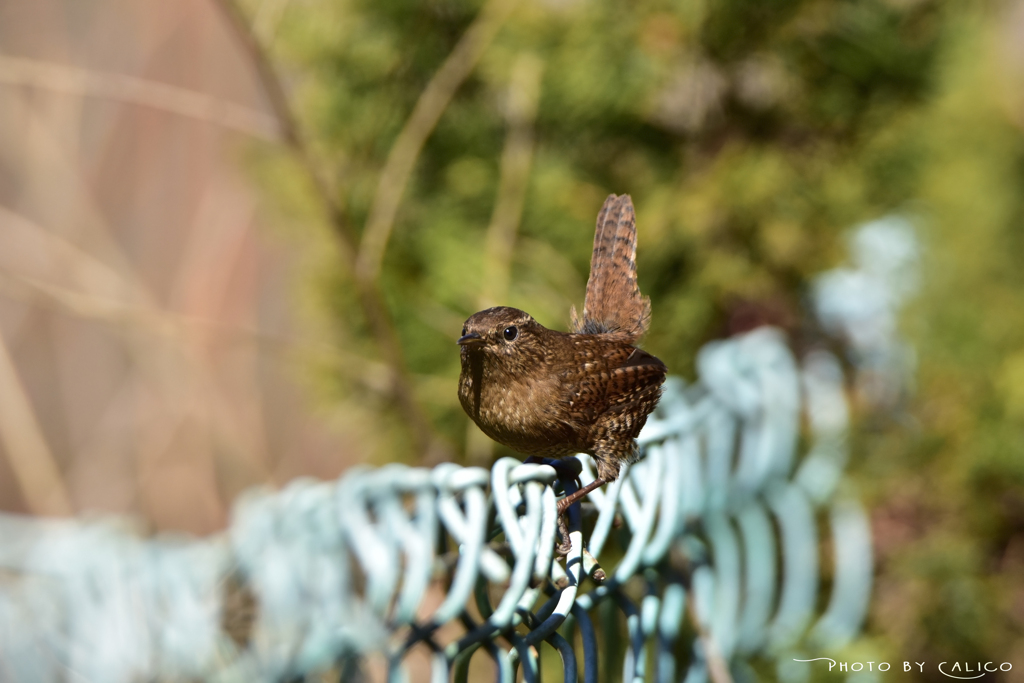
[
  {"xmin": 213, "ymin": 0, "xmax": 461, "ymax": 461},
  {"xmin": 252, "ymin": 0, "xmax": 291, "ymax": 43},
  {"xmin": 467, "ymin": 53, "xmax": 544, "ymax": 465},
  {"xmin": 478, "ymin": 54, "xmax": 544, "ymax": 310},
  {"xmin": 0, "ymin": 198, "xmax": 271, "ymax": 501},
  {"xmin": 355, "ymin": 0, "xmax": 519, "ymax": 284},
  {"xmin": 0, "ymin": 55, "xmax": 278, "ymax": 140},
  {"xmin": 0, "ymin": 83, "xmax": 259, "ymax": 519},
  {"xmin": 0, "ymin": 330, "xmax": 73, "ymax": 516},
  {"xmin": 0, "ymin": 270, "xmax": 394, "ymax": 399}
]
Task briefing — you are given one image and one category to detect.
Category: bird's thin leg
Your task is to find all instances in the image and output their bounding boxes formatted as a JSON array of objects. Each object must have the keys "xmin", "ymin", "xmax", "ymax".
[{"xmin": 556, "ymin": 476, "xmax": 608, "ymax": 515}]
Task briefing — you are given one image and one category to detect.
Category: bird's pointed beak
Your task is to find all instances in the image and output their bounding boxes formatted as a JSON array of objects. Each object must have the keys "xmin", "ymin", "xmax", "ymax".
[{"xmin": 457, "ymin": 332, "xmax": 485, "ymax": 347}]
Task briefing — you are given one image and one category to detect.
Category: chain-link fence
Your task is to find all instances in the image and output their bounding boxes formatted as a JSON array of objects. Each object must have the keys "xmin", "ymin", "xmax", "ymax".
[{"xmin": 0, "ymin": 326, "xmax": 871, "ymax": 683}]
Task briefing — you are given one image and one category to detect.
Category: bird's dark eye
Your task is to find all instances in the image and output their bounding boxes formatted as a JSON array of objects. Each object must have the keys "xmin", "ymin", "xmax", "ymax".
[
  {"xmin": 461, "ymin": 326, "xmax": 467, "ymax": 337},
  {"xmin": 503, "ymin": 326, "xmax": 519, "ymax": 341}
]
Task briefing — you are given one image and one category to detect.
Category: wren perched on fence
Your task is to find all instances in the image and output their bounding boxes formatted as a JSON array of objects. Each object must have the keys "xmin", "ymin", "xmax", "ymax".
[{"xmin": 457, "ymin": 194, "xmax": 666, "ymax": 547}]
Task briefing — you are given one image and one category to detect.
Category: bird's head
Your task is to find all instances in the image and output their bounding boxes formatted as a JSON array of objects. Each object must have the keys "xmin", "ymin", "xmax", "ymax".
[{"xmin": 457, "ymin": 306, "xmax": 546, "ymax": 370}]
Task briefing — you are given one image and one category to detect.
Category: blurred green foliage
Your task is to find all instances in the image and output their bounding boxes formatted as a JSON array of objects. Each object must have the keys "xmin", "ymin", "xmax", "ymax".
[{"xmin": 242, "ymin": 0, "xmax": 1024, "ymax": 677}]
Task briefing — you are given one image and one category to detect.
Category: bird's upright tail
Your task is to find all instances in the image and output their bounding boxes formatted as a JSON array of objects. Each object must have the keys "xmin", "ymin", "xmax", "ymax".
[{"xmin": 571, "ymin": 194, "xmax": 651, "ymax": 340}]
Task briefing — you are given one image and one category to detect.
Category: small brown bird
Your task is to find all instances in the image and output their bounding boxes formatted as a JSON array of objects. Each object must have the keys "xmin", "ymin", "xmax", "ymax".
[{"xmin": 457, "ymin": 194, "xmax": 667, "ymax": 530}]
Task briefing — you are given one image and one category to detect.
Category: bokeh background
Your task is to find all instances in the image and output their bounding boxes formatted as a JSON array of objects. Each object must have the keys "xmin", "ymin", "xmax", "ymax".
[{"xmin": 2, "ymin": 0, "xmax": 1024, "ymax": 679}]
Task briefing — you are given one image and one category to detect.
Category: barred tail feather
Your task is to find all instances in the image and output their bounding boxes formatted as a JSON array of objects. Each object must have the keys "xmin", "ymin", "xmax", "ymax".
[{"xmin": 572, "ymin": 194, "xmax": 651, "ymax": 340}]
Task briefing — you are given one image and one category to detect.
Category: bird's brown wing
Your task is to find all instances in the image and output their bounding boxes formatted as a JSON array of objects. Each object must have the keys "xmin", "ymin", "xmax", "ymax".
[
  {"xmin": 557, "ymin": 344, "xmax": 666, "ymax": 481},
  {"xmin": 563, "ymin": 345, "xmax": 666, "ymax": 425},
  {"xmin": 571, "ymin": 194, "xmax": 652, "ymax": 341},
  {"xmin": 592, "ymin": 347, "xmax": 667, "ymax": 478},
  {"xmin": 606, "ymin": 347, "xmax": 666, "ymax": 400}
]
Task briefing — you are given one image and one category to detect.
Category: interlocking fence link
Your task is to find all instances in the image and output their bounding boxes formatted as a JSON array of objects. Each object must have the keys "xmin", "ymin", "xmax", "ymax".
[{"xmin": 0, "ymin": 326, "xmax": 870, "ymax": 683}]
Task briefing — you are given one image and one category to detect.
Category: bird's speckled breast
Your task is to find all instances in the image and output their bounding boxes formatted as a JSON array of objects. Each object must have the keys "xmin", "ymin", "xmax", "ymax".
[{"xmin": 459, "ymin": 349, "xmax": 585, "ymax": 457}]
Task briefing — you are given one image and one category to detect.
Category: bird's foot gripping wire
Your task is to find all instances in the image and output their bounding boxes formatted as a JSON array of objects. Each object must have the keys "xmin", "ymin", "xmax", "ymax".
[
  {"xmin": 521, "ymin": 456, "xmax": 609, "ymax": 557},
  {"xmin": 522, "ymin": 456, "xmax": 583, "ymax": 555},
  {"xmin": 554, "ymin": 474, "xmax": 609, "ymax": 556}
]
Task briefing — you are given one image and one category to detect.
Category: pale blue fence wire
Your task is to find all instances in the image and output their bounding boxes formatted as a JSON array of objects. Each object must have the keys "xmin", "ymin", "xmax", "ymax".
[
  {"xmin": 813, "ymin": 215, "xmax": 919, "ymax": 410},
  {"xmin": 0, "ymin": 326, "xmax": 872, "ymax": 683}
]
